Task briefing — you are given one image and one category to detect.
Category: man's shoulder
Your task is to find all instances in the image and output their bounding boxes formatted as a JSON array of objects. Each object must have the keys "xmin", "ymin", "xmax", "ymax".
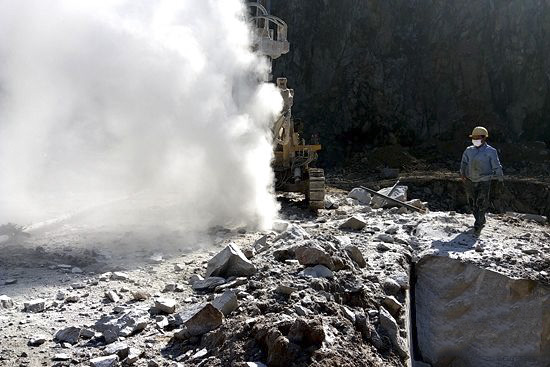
[
  {"xmin": 485, "ymin": 144, "xmax": 498, "ymax": 153},
  {"xmin": 464, "ymin": 145, "xmax": 476, "ymax": 152}
]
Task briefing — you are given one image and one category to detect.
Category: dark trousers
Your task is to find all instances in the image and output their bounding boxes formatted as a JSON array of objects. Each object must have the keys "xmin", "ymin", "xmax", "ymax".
[{"xmin": 464, "ymin": 180, "xmax": 491, "ymax": 228}]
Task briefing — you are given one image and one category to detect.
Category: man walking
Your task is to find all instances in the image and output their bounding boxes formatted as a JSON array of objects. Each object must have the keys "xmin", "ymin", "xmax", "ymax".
[{"xmin": 460, "ymin": 126, "xmax": 504, "ymax": 233}]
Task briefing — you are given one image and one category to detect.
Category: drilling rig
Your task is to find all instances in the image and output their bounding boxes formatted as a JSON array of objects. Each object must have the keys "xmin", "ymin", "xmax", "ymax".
[{"xmin": 248, "ymin": 1, "xmax": 325, "ymax": 210}]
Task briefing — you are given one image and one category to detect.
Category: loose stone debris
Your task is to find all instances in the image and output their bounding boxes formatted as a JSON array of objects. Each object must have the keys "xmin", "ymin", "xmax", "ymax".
[{"xmin": 0, "ymin": 187, "xmax": 548, "ymax": 367}]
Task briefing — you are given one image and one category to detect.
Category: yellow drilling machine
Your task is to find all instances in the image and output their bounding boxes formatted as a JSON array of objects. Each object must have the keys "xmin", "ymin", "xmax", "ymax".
[{"xmin": 248, "ymin": 1, "xmax": 325, "ymax": 210}]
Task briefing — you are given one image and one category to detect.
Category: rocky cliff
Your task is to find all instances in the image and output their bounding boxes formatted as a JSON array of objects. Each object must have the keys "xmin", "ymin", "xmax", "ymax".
[{"xmin": 271, "ymin": 0, "xmax": 550, "ymax": 164}]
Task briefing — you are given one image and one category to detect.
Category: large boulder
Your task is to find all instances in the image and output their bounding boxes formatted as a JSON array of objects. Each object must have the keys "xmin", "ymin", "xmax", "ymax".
[{"xmin": 206, "ymin": 243, "xmax": 256, "ymax": 278}]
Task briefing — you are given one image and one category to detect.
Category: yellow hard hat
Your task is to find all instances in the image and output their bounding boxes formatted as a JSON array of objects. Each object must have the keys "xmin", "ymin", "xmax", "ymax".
[{"xmin": 469, "ymin": 126, "xmax": 489, "ymax": 138}]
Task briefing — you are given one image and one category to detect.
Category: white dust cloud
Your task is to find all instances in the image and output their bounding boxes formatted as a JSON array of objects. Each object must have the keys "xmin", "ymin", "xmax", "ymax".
[{"xmin": 0, "ymin": 0, "xmax": 282, "ymax": 231}]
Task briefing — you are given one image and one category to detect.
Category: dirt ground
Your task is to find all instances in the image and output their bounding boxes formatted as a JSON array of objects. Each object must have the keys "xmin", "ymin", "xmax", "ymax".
[{"xmin": 0, "ymin": 187, "xmax": 549, "ymax": 367}]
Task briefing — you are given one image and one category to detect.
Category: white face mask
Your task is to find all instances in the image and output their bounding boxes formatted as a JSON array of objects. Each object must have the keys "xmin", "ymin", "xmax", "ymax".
[{"xmin": 472, "ymin": 139, "xmax": 483, "ymax": 147}]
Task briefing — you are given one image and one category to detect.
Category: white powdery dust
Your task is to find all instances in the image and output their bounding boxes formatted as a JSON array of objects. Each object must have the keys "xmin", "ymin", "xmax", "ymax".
[{"xmin": 0, "ymin": 0, "xmax": 282, "ymax": 230}]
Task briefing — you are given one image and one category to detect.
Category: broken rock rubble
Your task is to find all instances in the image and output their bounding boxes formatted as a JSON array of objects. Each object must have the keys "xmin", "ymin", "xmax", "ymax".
[{"xmin": 206, "ymin": 243, "xmax": 257, "ymax": 278}]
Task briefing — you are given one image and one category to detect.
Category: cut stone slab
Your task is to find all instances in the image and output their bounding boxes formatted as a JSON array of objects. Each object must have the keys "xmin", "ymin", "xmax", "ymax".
[
  {"xmin": 415, "ymin": 255, "xmax": 550, "ymax": 367},
  {"xmin": 345, "ymin": 245, "xmax": 367, "ymax": 268},
  {"xmin": 211, "ymin": 291, "xmax": 238, "ymax": 316},
  {"xmin": 174, "ymin": 303, "xmax": 223, "ymax": 336},
  {"xmin": 90, "ymin": 355, "xmax": 118, "ymax": 367},
  {"xmin": 299, "ymin": 265, "xmax": 334, "ymax": 279},
  {"xmin": 154, "ymin": 298, "xmax": 178, "ymax": 314},
  {"xmin": 295, "ymin": 244, "xmax": 335, "ymax": 269},
  {"xmin": 23, "ymin": 299, "xmax": 46, "ymax": 313},
  {"xmin": 0, "ymin": 295, "xmax": 14, "ymax": 309},
  {"xmin": 206, "ymin": 243, "xmax": 256, "ymax": 278},
  {"xmin": 54, "ymin": 326, "xmax": 81, "ymax": 345},
  {"xmin": 340, "ymin": 216, "xmax": 367, "ymax": 231},
  {"xmin": 347, "ymin": 188, "xmax": 372, "ymax": 205},
  {"xmin": 192, "ymin": 277, "xmax": 226, "ymax": 291}
]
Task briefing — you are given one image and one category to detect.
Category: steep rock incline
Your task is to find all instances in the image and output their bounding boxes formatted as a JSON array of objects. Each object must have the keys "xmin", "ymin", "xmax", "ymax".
[{"xmin": 271, "ymin": 0, "xmax": 550, "ymax": 163}]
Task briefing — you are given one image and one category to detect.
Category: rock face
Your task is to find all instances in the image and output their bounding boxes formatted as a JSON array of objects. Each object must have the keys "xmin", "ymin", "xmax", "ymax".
[
  {"xmin": 415, "ymin": 256, "xmax": 550, "ymax": 367},
  {"xmin": 206, "ymin": 243, "xmax": 257, "ymax": 278},
  {"xmin": 272, "ymin": 0, "xmax": 550, "ymax": 164}
]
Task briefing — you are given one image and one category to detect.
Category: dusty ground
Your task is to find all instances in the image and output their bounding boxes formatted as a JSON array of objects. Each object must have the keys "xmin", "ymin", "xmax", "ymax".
[{"xmin": 0, "ymin": 187, "xmax": 549, "ymax": 367}]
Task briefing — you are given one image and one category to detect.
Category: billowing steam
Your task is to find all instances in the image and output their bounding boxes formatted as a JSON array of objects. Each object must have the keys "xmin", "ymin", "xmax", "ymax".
[{"xmin": 0, "ymin": 0, "xmax": 282, "ymax": 231}]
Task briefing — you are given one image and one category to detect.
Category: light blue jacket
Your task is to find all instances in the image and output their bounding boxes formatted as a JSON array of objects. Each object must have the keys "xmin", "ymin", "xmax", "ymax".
[{"xmin": 460, "ymin": 143, "xmax": 504, "ymax": 182}]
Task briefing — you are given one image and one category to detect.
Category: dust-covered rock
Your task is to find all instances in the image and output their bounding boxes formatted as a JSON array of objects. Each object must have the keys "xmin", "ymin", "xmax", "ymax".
[
  {"xmin": 174, "ymin": 303, "xmax": 223, "ymax": 336},
  {"xmin": 54, "ymin": 326, "xmax": 81, "ymax": 345},
  {"xmin": 211, "ymin": 290, "xmax": 238, "ymax": 316},
  {"xmin": 23, "ymin": 299, "xmax": 46, "ymax": 313},
  {"xmin": 94, "ymin": 309, "xmax": 149, "ymax": 344},
  {"xmin": 339, "ymin": 216, "xmax": 367, "ymax": 230},
  {"xmin": 0, "ymin": 295, "xmax": 14, "ymax": 309},
  {"xmin": 295, "ymin": 243, "xmax": 335, "ymax": 269},
  {"xmin": 347, "ymin": 188, "xmax": 372, "ymax": 205},
  {"xmin": 206, "ymin": 243, "xmax": 257, "ymax": 278}
]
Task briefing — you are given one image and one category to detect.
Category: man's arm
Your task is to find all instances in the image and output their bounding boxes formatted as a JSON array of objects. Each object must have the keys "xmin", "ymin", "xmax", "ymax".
[
  {"xmin": 460, "ymin": 150, "xmax": 469, "ymax": 179},
  {"xmin": 490, "ymin": 150, "xmax": 504, "ymax": 181}
]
